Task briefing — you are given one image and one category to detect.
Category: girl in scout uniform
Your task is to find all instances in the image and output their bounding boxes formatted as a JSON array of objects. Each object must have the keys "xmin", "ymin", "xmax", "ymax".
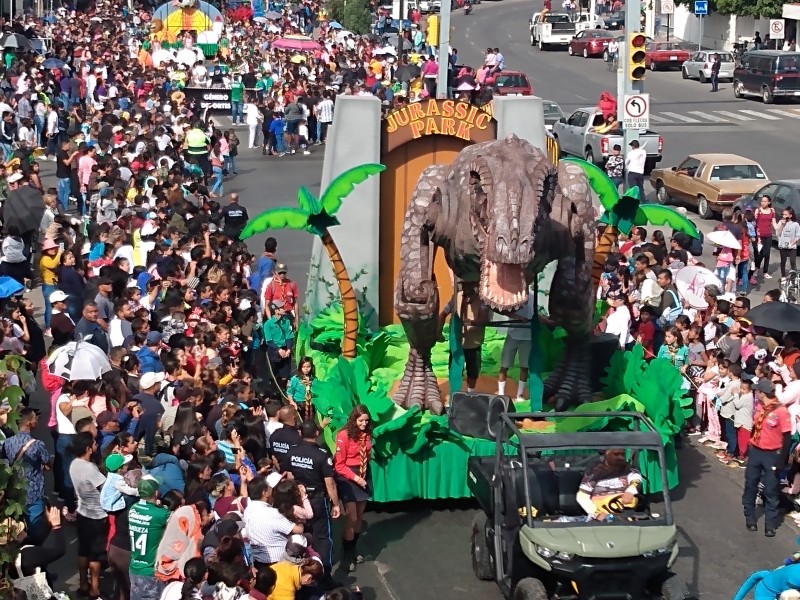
[
  {"xmin": 263, "ymin": 299, "xmax": 294, "ymax": 388},
  {"xmin": 287, "ymin": 356, "xmax": 316, "ymax": 420}
]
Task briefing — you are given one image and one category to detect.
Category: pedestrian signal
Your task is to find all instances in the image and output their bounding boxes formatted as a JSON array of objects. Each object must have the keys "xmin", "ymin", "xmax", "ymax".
[{"xmin": 628, "ymin": 33, "xmax": 647, "ymax": 81}]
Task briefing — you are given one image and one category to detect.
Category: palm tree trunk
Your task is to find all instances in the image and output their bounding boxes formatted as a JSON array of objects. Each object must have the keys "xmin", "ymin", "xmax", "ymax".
[
  {"xmin": 320, "ymin": 228, "xmax": 359, "ymax": 359},
  {"xmin": 592, "ymin": 225, "xmax": 620, "ymax": 290}
]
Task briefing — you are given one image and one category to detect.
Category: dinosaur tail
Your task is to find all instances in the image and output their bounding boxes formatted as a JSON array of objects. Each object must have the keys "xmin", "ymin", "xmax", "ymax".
[{"xmin": 732, "ymin": 571, "xmax": 770, "ymax": 600}]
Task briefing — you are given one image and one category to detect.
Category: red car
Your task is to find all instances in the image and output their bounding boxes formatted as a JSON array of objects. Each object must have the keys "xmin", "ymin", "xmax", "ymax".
[
  {"xmin": 644, "ymin": 42, "xmax": 691, "ymax": 71},
  {"xmin": 568, "ymin": 30, "xmax": 615, "ymax": 58},
  {"xmin": 492, "ymin": 71, "xmax": 533, "ymax": 96}
]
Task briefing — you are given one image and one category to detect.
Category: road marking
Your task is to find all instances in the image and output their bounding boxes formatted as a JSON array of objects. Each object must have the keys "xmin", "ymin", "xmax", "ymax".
[
  {"xmin": 715, "ymin": 110, "xmax": 756, "ymax": 121},
  {"xmin": 575, "ymin": 95, "xmax": 588, "ymax": 101},
  {"xmin": 766, "ymin": 108, "xmax": 800, "ymax": 119},
  {"xmin": 373, "ymin": 561, "xmax": 401, "ymax": 600},
  {"xmin": 687, "ymin": 111, "xmax": 730, "ymax": 122},
  {"xmin": 660, "ymin": 111, "xmax": 701, "ymax": 123},
  {"xmin": 648, "ymin": 113, "xmax": 670, "ymax": 123},
  {"xmin": 739, "ymin": 109, "xmax": 781, "ymax": 120}
]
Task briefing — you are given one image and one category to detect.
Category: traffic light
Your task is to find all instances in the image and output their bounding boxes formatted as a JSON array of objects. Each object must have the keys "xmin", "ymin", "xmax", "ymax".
[{"xmin": 628, "ymin": 33, "xmax": 647, "ymax": 81}]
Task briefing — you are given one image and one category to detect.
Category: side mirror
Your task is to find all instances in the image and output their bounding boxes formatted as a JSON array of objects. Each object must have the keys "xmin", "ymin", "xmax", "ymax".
[{"xmin": 559, "ymin": 117, "xmax": 567, "ymax": 123}]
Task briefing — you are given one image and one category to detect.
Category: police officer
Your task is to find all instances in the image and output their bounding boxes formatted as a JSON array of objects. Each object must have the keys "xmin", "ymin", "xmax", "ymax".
[
  {"xmin": 269, "ymin": 406, "xmax": 301, "ymax": 472},
  {"xmin": 286, "ymin": 420, "xmax": 341, "ymax": 575},
  {"xmin": 743, "ymin": 378, "xmax": 792, "ymax": 538},
  {"xmin": 220, "ymin": 193, "xmax": 249, "ymax": 240}
]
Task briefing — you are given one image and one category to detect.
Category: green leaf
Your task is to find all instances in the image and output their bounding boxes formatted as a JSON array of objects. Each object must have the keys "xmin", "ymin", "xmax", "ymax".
[
  {"xmin": 637, "ymin": 205, "xmax": 700, "ymax": 239},
  {"xmin": 562, "ymin": 157, "xmax": 620, "ymax": 211},
  {"xmin": 319, "ymin": 163, "xmax": 386, "ymax": 216},
  {"xmin": 239, "ymin": 207, "xmax": 312, "ymax": 240},
  {"xmin": 297, "ymin": 186, "xmax": 322, "ymax": 215}
]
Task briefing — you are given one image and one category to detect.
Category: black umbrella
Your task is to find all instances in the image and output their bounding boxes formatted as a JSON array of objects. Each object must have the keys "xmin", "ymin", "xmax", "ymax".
[
  {"xmin": 1, "ymin": 33, "xmax": 31, "ymax": 51},
  {"xmin": 745, "ymin": 301, "xmax": 800, "ymax": 332},
  {"xmin": 3, "ymin": 186, "xmax": 44, "ymax": 233}
]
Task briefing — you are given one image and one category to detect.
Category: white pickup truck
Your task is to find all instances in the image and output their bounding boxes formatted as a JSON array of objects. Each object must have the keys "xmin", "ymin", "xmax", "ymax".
[{"xmin": 529, "ymin": 12, "xmax": 579, "ymax": 50}]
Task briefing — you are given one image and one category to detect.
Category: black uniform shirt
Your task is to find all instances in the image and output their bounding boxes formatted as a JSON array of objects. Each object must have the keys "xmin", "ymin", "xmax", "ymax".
[
  {"xmin": 221, "ymin": 203, "xmax": 250, "ymax": 235},
  {"xmin": 286, "ymin": 440, "xmax": 335, "ymax": 496},
  {"xmin": 269, "ymin": 426, "xmax": 301, "ymax": 471}
]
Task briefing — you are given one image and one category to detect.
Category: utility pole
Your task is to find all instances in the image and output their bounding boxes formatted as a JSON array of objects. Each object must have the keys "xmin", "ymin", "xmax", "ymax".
[
  {"xmin": 437, "ymin": 1, "xmax": 451, "ymax": 98},
  {"xmin": 621, "ymin": 0, "xmax": 643, "ymax": 150}
]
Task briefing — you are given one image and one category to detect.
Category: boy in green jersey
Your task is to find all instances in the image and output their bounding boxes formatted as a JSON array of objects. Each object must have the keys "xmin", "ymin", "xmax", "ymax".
[{"xmin": 128, "ymin": 475, "xmax": 170, "ymax": 600}]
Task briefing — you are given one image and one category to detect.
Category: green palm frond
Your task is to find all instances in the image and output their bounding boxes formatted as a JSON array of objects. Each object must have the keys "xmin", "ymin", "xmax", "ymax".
[
  {"xmin": 636, "ymin": 205, "xmax": 700, "ymax": 239},
  {"xmin": 562, "ymin": 157, "xmax": 620, "ymax": 211},
  {"xmin": 319, "ymin": 163, "xmax": 386, "ymax": 216},
  {"xmin": 297, "ymin": 186, "xmax": 322, "ymax": 215},
  {"xmin": 239, "ymin": 207, "xmax": 311, "ymax": 240}
]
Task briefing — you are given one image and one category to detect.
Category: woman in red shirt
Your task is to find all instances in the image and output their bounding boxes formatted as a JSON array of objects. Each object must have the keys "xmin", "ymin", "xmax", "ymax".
[
  {"xmin": 753, "ymin": 195, "xmax": 777, "ymax": 280},
  {"xmin": 334, "ymin": 404, "xmax": 372, "ymax": 573}
]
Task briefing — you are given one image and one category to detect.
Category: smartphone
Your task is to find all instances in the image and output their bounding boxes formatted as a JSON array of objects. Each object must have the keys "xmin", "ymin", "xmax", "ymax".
[
  {"xmin": 768, "ymin": 361, "xmax": 780, "ymax": 372},
  {"xmin": 774, "ymin": 346, "xmax": 785, "ymax": 357}
]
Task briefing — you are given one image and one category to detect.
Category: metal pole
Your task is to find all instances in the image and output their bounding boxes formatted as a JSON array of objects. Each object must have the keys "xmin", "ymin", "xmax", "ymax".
[
  {"xmin": 698, "ymin": 14, "xmax": 703, "ymax": 50},
  {"xmin": 622, "ymin": 0, "xmax": 642, "ymax": 150},
  {"xmin": 437, "ymin": 0, "xmax": 451, "ymax": 98},
  {"xmin": 667, "ymin": 14, "xmax": 670, "ymax": 41}
]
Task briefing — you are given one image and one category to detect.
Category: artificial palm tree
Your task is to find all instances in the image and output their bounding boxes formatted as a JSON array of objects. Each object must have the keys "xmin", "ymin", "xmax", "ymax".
[
  {"xmin": 239, "ymin": 163, "xmax": 386, "ymax": 359},
  {"xmin": 564, "ymin": 158, "xmax": 700, "ymax": 288}
]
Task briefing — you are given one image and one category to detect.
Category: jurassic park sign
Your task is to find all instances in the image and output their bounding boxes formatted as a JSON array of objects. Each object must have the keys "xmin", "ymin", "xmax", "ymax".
[{"xmin": 382, "ymin": 99, "xmax": 497, "ymax": 153}]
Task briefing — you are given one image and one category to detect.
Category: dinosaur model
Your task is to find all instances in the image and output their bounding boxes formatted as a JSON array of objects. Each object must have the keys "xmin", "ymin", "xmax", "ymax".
[{"xmin": 393, "ymin": 135, "xmax": 596, "ymax": 415}]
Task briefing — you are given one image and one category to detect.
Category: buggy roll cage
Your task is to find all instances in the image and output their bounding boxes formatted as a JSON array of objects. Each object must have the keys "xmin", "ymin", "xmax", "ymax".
[{"xmin": 491, "ymin": 408, "xmax": 673, "ymax": 529}]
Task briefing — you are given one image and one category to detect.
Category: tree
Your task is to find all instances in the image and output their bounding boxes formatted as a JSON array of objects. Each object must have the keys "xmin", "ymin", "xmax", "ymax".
[
  {"xmin": 343, "ymin": 0, "xmax": 373, "ymax": 35},
  {"xmin": 563, "ymin": 158, "xmax": 700, "ymax": 289},
  {"xmin": 716, "ymin": 0, "xmax": 782, "ymax": 17},
  {"xmin": 327, "ymin": 0, "xmax": 346, "ymax": 23},
  {"xmin": 240, "ymin": 164, "xmax": 386, "ymax": 359}
]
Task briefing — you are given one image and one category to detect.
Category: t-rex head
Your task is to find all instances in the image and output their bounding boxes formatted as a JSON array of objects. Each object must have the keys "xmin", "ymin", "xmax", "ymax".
[{"xmin": 448, "ymin": 135, "xmax": 557, "ymax": 312}]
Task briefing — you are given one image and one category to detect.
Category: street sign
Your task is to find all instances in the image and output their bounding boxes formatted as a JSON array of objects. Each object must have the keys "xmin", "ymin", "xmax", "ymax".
[
  {"xmin": 771, "ymin": 19, "xmax": 786, "ymax": 40},
  {"xmin": 623, "ymin": 93, "xmax": 650, "ymax": 130},
  {"xmin": 661, "ymin": 0, "xmax": 674, "ymax": 14},
  {"xmin": 694, "ymin": 0, "xmax": 707, "ymax": 15}
]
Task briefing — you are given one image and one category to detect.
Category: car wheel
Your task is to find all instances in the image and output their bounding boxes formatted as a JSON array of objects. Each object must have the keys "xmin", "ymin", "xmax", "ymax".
[
  {"xmin": 660, "ymin": 573, "xmax": 696, "ymax": 600},
  {"xmin": 530, "ymin": 32, "xmax": 534, "ymax": 46},
  {"xmin": 763, "ymin": 86, "xmax": 774, "ymax": 104},
  {"xmin": 681, "ymin": 67, "xmax": 688, "ymax": 79},
  {"xmin": 656, "ymin": 182, "xmax": 671, "ymax": 205},
  {"xmin": 513, "ymin": 578, "xmax": 548, "ymax": 600},
  {"xmin": 699, "ymin": 71, "xmax": 706, "ymax": 83},
  {"xmin": 471, "ymin": 513, "xmax": 494, "ymax": 581},
  {"xmin": 734, "ymin": 80, "xmax": 744, "ymax": 98},
  {"xmin": 603, "ymin": 49, "xmax": 609, "ymax": 61},
  {"xmin": 568, "ymin": 45, "xmax": 574, "ymax": 56},
  {"xmin": 539, "ymin": 39, "xmax": 546, "ymax": 51},
  {"xmin": 584, "ymin": 148, "xmax": 595, "ymax": 164},
  {"xmin": 650, "ymin": 61, "xmax": 657, "ymax": 71},
  {"xmin": 583, "ymin": 47, "xmax": 589, "ymax": 58},
  {"xmin": 697, "ymin": 195, "xmax": 713, "ymax": 220}
]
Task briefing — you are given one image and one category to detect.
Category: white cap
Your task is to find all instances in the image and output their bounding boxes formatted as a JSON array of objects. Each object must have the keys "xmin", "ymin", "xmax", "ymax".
[
  {"xmin": 7, "ymin": 172, "xmax": 23, "ymax": 183},
  {"xmin": 266, "ymin": 472, "xmax": 284, "ymax": 488},
  {"xmin": 49, "ymin": 290, "xmax": 68, "ymax": 303},
  {"xmin": 140, "ymin": 371, "xmax": 165, "ymax": 390}
]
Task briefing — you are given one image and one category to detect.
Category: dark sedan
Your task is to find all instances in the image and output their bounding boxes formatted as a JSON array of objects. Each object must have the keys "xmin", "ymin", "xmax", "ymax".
[
  {"xmin": 732, "ymin": 180, "xmax": 800, "ymax": 216},
  {"xmin": 603, "ymin": 10, "xmax": 625, "ymax": 29}
]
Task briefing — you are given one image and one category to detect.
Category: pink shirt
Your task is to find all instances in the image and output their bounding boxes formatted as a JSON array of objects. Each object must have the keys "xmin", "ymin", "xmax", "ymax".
[{"xmin": 78, "ymin": 155, "xmax": 96, "ymax": 187}]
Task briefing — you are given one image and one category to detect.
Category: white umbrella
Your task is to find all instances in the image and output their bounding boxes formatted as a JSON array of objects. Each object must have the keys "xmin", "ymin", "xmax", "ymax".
[
  {"xmin": 707, "ymin": 229, "xmax": 742, "ymax": 250},
  {"xmin": 374, "ymin": 46, "xmax": 397, "ymax": 56},
  {"xmin": 675, "ymin": 266, "xmax": 722, "ymax": 310},
  {"xmin": 151, "ymin": 49, "xmax": 173, "ymax": 67},
  {"xmin": 47, "ymin": 341, "xmax": 111, "ymax": 381}
]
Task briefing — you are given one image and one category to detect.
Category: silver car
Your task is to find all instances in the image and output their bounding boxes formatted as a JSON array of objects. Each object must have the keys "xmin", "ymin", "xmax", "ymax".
[{"xmin": 681, "ymin": 50, "xmax": 735, "ymax": 82}]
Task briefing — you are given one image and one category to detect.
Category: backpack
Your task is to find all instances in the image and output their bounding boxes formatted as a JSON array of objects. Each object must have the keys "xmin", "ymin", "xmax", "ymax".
[
  {"xmin": 688, "ymin": 230, "xmax": 704, "ymax": 257},
  {"xmin": 657, "ymin": 289, "xmax": 682, "ymax": 327}
]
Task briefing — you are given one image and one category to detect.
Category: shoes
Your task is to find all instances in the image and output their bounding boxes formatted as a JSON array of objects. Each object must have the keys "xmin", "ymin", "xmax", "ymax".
[
  {"xmin": 697, "ymin": 435, "xmax": 709, "ymax": 443},
  {"xmin": 765, "ymin": 528, "xmax": 776, "ymax": 538},
  {"xmin": 43, "ymin": 328, "xmax": 52, "ymax": 337},
  {"xmin": 278, "ymin": 152, "xmax": 286, "ymax": 157},
  {"xmin": 714, "ymin": 449, "xmax": 728, "ymax": 458},
  {"xmin": 765, "ymin": 273, "xmax": 773, "ymax": 279},
  {"xmin": 687, "ymin": 430, "xmax": 702, "ymax": 436},
  {"xmin": 736, "ymin": 457, "xmax": 747, "ymax": 468},
  {"xmin": 303, "ymin": 150, "xmax": 311, "ymax": 155},
  {"xmin": 746, "ymin": 522, "xmax": 758, "ymax": 532}
]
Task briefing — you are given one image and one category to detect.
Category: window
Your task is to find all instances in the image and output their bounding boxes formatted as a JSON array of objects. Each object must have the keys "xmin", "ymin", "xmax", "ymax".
[
  {"xmin": 777, "ymin": 54, "xmax": 800, "ymax": 73},
  {"xmin": 773, "ymin": 186, "xmax": 795, "ymax": 210},
  {"xmin": 545, "ymin": 14, "xmax": 571, "ymax": 23},
  {"xmin": 567, "ymin": 111, "xmax": 584, "ymax": 126},
  {"xmin": 708, "ymin": 164, "xmax": 767, "ymax": 181},
  {"xmin": 717, "ymin": 53, "xmax": 734, "ymax": 62},
  {"xmin": 575, "ymin": 31, "xmax": 585, "ymax": 39},
  {"xmin": 755, "ymin": 184, "xmax": 780, "ymax": 202},
  {"xmin": 495, "ymin": 74, "xmax": 530, "ymax": 88},
  {"xmin": 543, "ymin": 102, "xmax": 564, "ymax": 120},
  {"xmin": 576, "ymin": 112, "xmax": 590, "ymax": 127},
  {"xmin": 677, "ymin": 157, "xmax": 701, "ymax": 177}
]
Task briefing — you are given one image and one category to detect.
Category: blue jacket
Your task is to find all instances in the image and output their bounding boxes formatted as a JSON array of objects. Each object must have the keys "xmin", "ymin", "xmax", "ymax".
[
  {"xmin": 145, "ymin": 453, "xmax": 185, "ymax": 497},
  {"xmin": 137, "ymin": 346, "xmax": 163, "ymax": 374}
]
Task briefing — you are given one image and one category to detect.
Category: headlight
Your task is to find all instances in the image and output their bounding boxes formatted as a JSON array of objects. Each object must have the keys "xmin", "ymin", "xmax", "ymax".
[
  {"xmin": 536, "ymin": 545, "xmax": 574, "ymax": 561},
  {"xmin": 642, "ymin": 545, "xmax": 674, "ymax": 558}
]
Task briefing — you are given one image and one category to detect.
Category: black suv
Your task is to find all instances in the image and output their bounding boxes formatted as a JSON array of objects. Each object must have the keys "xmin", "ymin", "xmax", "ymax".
[{"xmin": 733, "ymin": 50, "xmax": 800, "ymax": 103}]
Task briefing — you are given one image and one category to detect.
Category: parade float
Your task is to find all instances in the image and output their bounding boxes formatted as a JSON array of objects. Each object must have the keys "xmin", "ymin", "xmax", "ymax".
[
  {"xmin": 151, "ymin": 0, "xmax": 223, "ymax": 58},
  {"xmin": 242, "ymin": 96, "xmax": 701, "ymax": 503}
]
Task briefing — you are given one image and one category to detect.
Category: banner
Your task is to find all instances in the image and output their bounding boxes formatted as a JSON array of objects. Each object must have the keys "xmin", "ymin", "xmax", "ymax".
[{"xmin": 182, "ymin": 87, "xmax": 259, "ymax": 113}]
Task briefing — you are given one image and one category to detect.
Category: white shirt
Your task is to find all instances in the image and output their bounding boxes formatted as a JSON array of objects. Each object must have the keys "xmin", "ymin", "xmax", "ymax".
[
  {"xmin": 243, "ymin": 500, "xmax": 296, "ymax": 564},
  {"xmin": 605, "ymin": 305, "xmax": 633, "ymax": 349},
  {"xmin": 245, "ymin": 103, "xmax": 260, "ymax": 125},
  {"xmin": 625, "ymin": 147, "xmax": 647, "ymax": 175}
]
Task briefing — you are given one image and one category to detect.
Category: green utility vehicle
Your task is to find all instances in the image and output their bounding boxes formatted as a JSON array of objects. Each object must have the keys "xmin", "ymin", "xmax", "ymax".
[{"xmin": 467, "ymin": 410, "xmax": 694, "ymax": 600}]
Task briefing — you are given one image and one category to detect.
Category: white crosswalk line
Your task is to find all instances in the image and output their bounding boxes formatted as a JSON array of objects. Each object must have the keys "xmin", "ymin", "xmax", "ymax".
[
  {"xmin": 687, "ymin": 111, "xmax": 730, "ymax": 122},
  {"xmin": 715, "ymin": 111, "xmax": 755, "ymax": 121},
  {"xmin": 766, "ymin": 108, "xmax": 800, "ymax": 119},
  {"xmin": 660, "ymin": 112, "xmax": 701, "ymax": 123},
  {"xmin": 739, "ymin": 109, "xmax": 781, "ymax": 120},
  {"xmin": 648, "ymin": 114, "xmax": 670, "ymax": 123}
]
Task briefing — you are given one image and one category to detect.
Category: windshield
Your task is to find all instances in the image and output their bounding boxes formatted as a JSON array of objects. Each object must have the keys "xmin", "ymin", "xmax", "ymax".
[
  {"xmin": 495, "ymin": 74, "xmax": 529, "ymax": 88},
  {"xmin": 544, "ymin": 14, "xmax": 571, "ymax": 23},
  {"xmin": 708, "ymin": 164, "xmax": 767, "ymax": 181},
  {"xmin": 778, "ymin": 54, "xmax": 800, "ymax": 73},
  {"xmin": 714, "ymin": 52, "xmax": 734, "ymax": 62},
  {"xmin": 543, "ymin": 102, "xmax": 563, "ymax": 121}
]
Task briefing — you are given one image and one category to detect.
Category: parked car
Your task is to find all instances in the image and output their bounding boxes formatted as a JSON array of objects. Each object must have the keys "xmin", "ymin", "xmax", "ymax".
[
  {"xmin": 552, "ymin": 107, "xmax": 663, "ymax": 172},
  {"xmin": 567, "ymin": 29, "xmax": 615, "ymax": 58},
  {"xmin": 682, "ymin": 50, "xmax": 735, "ymax": 82},
  {"xmin": 650, "ymin": 153, "xmax": 769, "ymax": 219},
  {"xmin": 571, "ymin": 12, "xmax": 605, "ymax": 30},
  {"xmin": 732, "ymin": 180, "xmax": 800, "ymax": 216},
  {"xmin": 733, "ymin": 50, "xmax": 800, "ymax": 103},
  {"xmin": 645, "ymin": 42, "xmax": 691, "ymax": 71},
  {"xmin": 492, "ymin": 71, "xmax": 533, "ymax": 96},
  {"xmin": 602, "ymin": 10, "xmax": 625, "ymax": 29},
  {"xmin": 603, "ymin": 34, "xmax": 652, "ymax": 61},
  {"xmin": 542, "ymin": 100, "xmax": 565, "ymax": 132}
]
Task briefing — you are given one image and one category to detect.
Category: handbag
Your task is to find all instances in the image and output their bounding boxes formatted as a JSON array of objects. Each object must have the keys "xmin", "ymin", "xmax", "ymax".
[{"xmin": 12, "ymin": 546, "xmax": 55, "ymax": 600}]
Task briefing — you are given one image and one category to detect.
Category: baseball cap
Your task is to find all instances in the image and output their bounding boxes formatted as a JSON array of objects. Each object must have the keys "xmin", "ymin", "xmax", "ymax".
[
  {"xmin": 138, "ymin": 475, "xmax": 161, "ymax": 498},
  {"xmin": 140, "ymin": 371, "xmax": 165, "ymax": 390},
  {"xmin": 284, "ymin": 533, "xmax": 309, "ymax": 562},
  {"xmin": 207, "ymin": 357, "xmax": 224, "ymax": 369},
  {"xmin": 145, "ymin": 331, "xmax": 163, "ymax": 346},
  {"xmin": 96, "ymin": 410, "xmax": 117, "ymax": 429},
  {"xmin": 276, "ymin": 263, "xmax": 288, "ymax": 273},
  {"xmin": 49, "ymin": 290, "xmax": 68, "ymax": 303},
  {"xmin": 755, "ymin": 379, "xmax": 776, "ymax": 395},
  {"xmin": 104, "ymin": 453, "xmax": 133, "ymax": 473},
  {"xmin": 216, "ymin": 518, "xmax": 244, "ymax": 537}
]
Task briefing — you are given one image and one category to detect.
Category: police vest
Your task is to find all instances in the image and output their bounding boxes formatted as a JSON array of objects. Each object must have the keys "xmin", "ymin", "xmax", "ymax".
[{"xmin": 186, "ymin": 129, "xmax": 207, "ymax": 154}]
